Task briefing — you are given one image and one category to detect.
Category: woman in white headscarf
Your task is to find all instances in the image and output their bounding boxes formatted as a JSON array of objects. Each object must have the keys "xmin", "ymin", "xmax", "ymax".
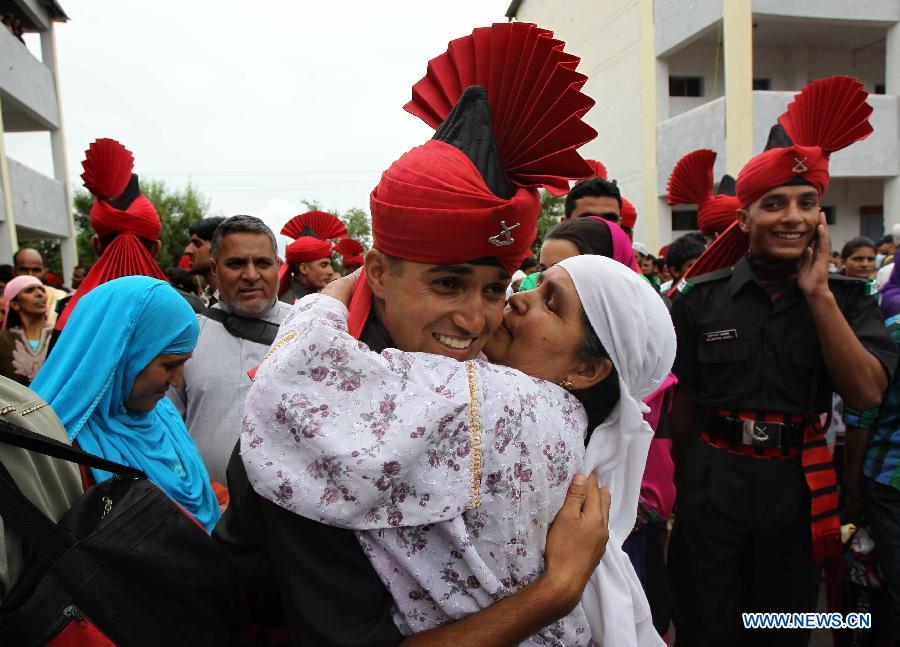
[{"xmin": 242, "ymin": 255, "xmax": 674, "ymax": 646}]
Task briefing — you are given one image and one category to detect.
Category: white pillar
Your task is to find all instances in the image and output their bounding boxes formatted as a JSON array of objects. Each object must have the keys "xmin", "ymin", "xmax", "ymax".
[
  {"xmin": 41, "ymin": 23, "xmax": 77, "ymax": 283},
  {"xmin": 723, "ymin": 0, "xmax": 754, "ymax": 176},
  {"xmin": 884, "ymin": 22, "xmax": 900, "ymax": 231}
]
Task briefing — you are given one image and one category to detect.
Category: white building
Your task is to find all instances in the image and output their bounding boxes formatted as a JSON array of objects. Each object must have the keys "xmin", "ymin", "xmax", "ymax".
[
  {"xmin": 506, "ymin": 0, "xmax": 900, "ymax": 252},
  {"xmin": 0, "ymin": 0, "xmax": 76, "ymax": 273}
]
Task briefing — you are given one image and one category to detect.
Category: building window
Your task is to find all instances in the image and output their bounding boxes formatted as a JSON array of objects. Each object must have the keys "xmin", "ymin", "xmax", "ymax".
[
  {"xmin": 753, "ymin": 78, "xmax": 771, "ymax": 91},
  {"xmin": 821, "ymin": 206, "xmax": 836, "ymax": 225},
  {"xmin": 669, "ymin": 76, "xmax": 703, "ymax": 97},
  {"xmin": 875, "ymin": 83, "xmax": 886, "ymax": 95},
  {"xmin": 672, "ymin": 210, "xmax": 698, "ymax": 231}
]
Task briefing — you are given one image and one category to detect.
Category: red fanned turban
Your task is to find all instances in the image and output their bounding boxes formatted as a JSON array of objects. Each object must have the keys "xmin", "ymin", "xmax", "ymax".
[
  {"xmin": 620, "ymin": 197, "xmax": 638, "ymax": 229},
  {"xmin": 57, "ymin": 139, "xmax": 165, "ymax": 330},
  {"xmin": 349, "ymin": 22, "xmax": 598, "ymax": 337},
  {"xmin": 666, "ymin": 149, "xmax": 740, "ymax": 238},
  {"xmin": 670, "ymin": 76, "xmax": 874, "ymax": 295},
  {"xmin": 334, "ymin": 238, "xmax": 364, "ymax": 267},
  {"xmin": 285, "ymin": 237, "xmax": 333, "ymax": 264}
]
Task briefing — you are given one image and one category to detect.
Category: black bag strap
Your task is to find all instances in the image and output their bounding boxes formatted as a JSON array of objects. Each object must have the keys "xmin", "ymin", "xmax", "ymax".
[
  {"xmin": 0, "ymin": 458, "xmax": 72, "ymax": 560},
  {"xmin": 0, "ymin": 417, "xmax": 145, "ymax": 479},
  {"xmin": 202, "ymin": 307, "xmax": 279, "ymax": 347}
]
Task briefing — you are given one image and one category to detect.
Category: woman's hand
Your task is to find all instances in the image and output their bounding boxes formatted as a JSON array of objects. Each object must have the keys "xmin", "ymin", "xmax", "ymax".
[
  {"xmin": 542, "ymin": 473, "xmax": 611, "ymax": 613},
  {"xmin": 322, "ymin": 269, "xmax": 362, "ymax": 306}
]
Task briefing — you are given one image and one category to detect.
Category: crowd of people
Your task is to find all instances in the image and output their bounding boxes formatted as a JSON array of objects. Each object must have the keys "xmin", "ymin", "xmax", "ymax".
[{"xmin": 0, "ymin": 22, "xmax": 898, "ymax": 647}]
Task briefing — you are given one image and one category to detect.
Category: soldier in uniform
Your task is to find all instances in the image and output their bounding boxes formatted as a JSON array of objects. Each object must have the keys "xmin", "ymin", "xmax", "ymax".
[{"xmin": 667, "ymin": 76, "xmax": 898, "ymax": 646}]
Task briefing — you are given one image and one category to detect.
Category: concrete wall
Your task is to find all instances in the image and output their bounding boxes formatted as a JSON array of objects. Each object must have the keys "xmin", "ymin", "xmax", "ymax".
[
  {"xmin": 752, "ymin": 92, "xmax": 899, "ymax": 178},
  {"xmin": 654, "ymin": 0, "xmax": 722, "ymax": 56},
  {"xmin": 6, "ymin": 158, "xmax": 68, "ymax": 238},
  {"xmin": 754, "ymin": 46, "xmax": 886, "ymax": 93},
  {"xmin": 516, "ymin": 0, "xmax": 650, "ymax": 230},
  {"xmin": 0, "ymin": 26, "xmax": 59, "ymax": 130},
  {"xmin": 821, "ymin": 178, "xmax": 886, "ymax": 248},
  {"xmin": 666, "ymin": 41, "xmax": 725, "ymax": 117},
  {"xmin": 752, "ymin": 0, "xmax": 900, "ymax": 23},
  {"xmin": 656, "ymin": 97, "xmax": 727, "ymax": 195}
]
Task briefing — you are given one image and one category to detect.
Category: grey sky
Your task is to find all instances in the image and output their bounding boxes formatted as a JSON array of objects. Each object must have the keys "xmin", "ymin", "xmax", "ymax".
[{"xmin": 6, "ymin": 1, "xmax": 507, "ymax": 240}]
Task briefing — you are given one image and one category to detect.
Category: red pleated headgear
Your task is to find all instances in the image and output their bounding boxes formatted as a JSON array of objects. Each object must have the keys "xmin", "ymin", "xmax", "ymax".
[
  {"xmin": 620, "ymin": 197, "xmax": 638, "ymax": 229},
  {"xmin": 56, "ymin": 139, "xmax": 165, "ymax": 330},
  {"xmin": 285, "ymin": 237, "xmax": 333, "ymax": 264},
  {"xmin": 669, "ymin": 76, "xmax": 874, "ymax": 296},
  {"xmin": 666, "ymin": 149, "xmax": 740, "ymax": 238},
  {"xmin": 349, "ymin": 22, "xmax": 598, "ymax": 337},
  {"xmin": 334, "ymin": 238, "xmax": 365, "ymax": 267}
]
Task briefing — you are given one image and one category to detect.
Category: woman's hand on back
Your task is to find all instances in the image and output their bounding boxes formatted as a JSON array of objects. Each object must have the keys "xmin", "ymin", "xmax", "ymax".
[
  {"xmin": 542, "ymin": 472, "xmax": 611, "ymax": 613},
  {"xmin": 322, "ymin": 269, "xmax": 362, "ymax": 307}
]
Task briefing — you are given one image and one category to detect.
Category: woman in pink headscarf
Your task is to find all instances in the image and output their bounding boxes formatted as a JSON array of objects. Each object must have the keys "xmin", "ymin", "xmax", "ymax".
[
  {"xmin": 0, "ymin": 275, "xmax": 51, "ymax": 385},
  {"xmin": 539, "ymin": 216, "xmax": 677, "ymax": 637}
]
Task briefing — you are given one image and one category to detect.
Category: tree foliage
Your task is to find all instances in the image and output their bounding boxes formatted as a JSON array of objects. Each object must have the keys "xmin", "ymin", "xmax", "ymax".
[{"xmin": 533, "ymin": 191, "xmax": 565, "ymax": 255}]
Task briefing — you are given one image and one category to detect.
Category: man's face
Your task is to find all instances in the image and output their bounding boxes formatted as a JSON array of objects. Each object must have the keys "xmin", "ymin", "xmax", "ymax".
[
  {"xmin": 297, "ymin": 258, "xmax": 335, "ymax": 290},
  {"xmin": 211, "ymin": 232, "xmax": 279, "ymax": 316},
  {"xmin": 184, "ymin": 234, "xmax": 213, "ymax": 275},
  {"xmin": 639, "ymin": 256, "xmax": 656, "ymax": 276},
  {"xmin": 370, "ymin": 257, "xmax": 510, "ymax": 361},
  {"xmin": 14, "ymin": 249, "xmax": 46, "ymax": 281},
  {"xmin": 567, "ymin": 196, "xmax": 621, "ymax": 223},
  {"xmin": 668, "ymin": 257, "xmax": 698, "ymax": 282},
  {"xmin": 739, "ymin": 185, "xmax": 821, "ymax": 260},
  {"xmin": 71, "ymin": 267, "xmax": 87, "ymax": 289}
]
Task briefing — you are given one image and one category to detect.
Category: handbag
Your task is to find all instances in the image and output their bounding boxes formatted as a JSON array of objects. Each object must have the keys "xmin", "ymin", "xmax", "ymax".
[{"xmin": 0, "ymin": 418, "xmax": 240, "ymax": 646}]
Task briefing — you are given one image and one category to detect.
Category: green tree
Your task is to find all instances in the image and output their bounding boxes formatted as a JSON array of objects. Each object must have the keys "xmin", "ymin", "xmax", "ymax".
[
  {"xmin": 533, "ymin": 191, "xmax": 565, "ymax": 255},
  {"xmin": 71, "ymin": 179, "xmax": 214, "ymax": 270}
]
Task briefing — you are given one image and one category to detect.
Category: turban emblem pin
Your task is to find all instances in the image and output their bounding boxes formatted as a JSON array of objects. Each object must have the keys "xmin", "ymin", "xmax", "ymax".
[
  {"xmin": 489, "ymin": 221, "xmax": 521, "ymax": 247},
  {"xmin": 792, "ymin": 157, "xmax": 808, "ymax": 174}
]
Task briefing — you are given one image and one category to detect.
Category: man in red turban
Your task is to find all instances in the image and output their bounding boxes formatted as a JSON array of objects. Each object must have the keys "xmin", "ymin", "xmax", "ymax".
[
  {"xmin": 278, "ymin": 236, "xmax": 334, "ymax": 304},
  {"xmin": 55, "ymin": 139, "xmax": 165, "ymax": 330},
  {"xmin": 218, "ymin": 22, "xmax": 613, "ymax": 645},
  {"xmin": 667, "ymin": 76, "xmax": 897, "ymax": 645}
]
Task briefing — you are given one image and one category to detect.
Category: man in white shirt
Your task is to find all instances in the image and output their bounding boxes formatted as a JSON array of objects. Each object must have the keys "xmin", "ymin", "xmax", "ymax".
[{"xmin": 168, "ymin": 215, "xmax": 291, "ymax": 483}]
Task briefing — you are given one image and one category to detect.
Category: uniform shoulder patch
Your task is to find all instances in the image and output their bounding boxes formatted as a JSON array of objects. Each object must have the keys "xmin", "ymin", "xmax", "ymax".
[
  {"xmin": 828, "ymin": 273, "xmax": 876, "ymax": 295},
  {"xmin": 675, "ymin": 266, "xmax": 733, "ymax": 296}
]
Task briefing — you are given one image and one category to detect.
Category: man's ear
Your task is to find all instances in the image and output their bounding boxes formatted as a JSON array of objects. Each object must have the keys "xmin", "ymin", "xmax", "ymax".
[
  {"xmin": 668, "ymin": 266, "xmax": 681, "ymax": 281},
  {"xmin": 568, "ymin": 357, "xmax": 613, "ymax": 391},
  {"xmin": 209, "ymin": 256, "xmax": 218, "ymax": 281},
  {"xmin": 149, "ymin": 239, "xmax": 162, "ymax": 258},
  {"xmin": 365, "ymin": 248, "xmax": 391, "ymax": 300},
  {"xmin": 91, "ymin": 234, "xmax": 103, "ymax": 257},
  {"xmin": 737, "ymin": 208, "xmax": 751, "ymax": 234}
]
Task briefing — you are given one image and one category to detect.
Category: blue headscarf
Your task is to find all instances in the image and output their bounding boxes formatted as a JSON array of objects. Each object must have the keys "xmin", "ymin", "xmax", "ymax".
[{"xmin": 32, "ymin": 276, "xmax": 220, "ymax": 532}]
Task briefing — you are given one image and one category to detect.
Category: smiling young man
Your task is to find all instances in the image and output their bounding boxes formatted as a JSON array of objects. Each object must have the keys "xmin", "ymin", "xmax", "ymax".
[
  {"xmin": 278, "ymin": 236, "xmax": 335, "ymax": 304},
  {"xmin": 667, "ymin": 77, "xmax": 898, "ymax": 646},
  {"xmin": 214, "ymin": 23, "xmax": 614, "ymax": 645}
]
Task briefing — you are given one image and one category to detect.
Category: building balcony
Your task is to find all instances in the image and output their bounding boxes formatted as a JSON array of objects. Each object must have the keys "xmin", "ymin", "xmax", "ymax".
[
  {"xmin": 0, "ymin": 159, "xmax": 68, "ymax": 238},
  {"xmin": 656, "ymin": 91, "xmax": 898, "ymax": 196},
  {"xmin": 0, "ymin": 23, "xmax": 60, "ymax": 131}
]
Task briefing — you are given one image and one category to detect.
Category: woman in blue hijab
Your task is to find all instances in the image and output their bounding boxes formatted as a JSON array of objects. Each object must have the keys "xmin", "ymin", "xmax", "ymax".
[{"xmin": 31, "ymin": 276, "xmax": 220, "ymax": 532}]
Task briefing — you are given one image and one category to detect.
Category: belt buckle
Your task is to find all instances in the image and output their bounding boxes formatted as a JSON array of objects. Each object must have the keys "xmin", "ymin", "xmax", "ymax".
[{"xmin": 741, "ymin": 420, "xmax": 782, "ymax": 447}]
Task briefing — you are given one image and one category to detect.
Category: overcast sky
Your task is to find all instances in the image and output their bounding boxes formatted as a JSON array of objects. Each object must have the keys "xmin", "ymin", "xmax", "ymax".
[{"xmin": 7, "ymin": 1, "xmax": 508, "ymax": 240}]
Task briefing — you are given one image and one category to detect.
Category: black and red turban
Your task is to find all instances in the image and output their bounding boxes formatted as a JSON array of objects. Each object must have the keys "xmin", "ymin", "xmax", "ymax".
[
  {"xmin": 666, "ymin": 149, "xmax": 741, "ymax": 238},
  {"xmin": 57, "ymin": 138, "xmax": 165, "ymax": 330},
  {"xmin": 348, "ymin": 22, "xmax": 598, "ymax": 337}
]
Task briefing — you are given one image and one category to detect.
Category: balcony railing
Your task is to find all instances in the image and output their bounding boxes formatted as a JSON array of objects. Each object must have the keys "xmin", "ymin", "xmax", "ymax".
[{"xmin": 5, "ymin": 158, "xmax": 68, "ymax": 237}]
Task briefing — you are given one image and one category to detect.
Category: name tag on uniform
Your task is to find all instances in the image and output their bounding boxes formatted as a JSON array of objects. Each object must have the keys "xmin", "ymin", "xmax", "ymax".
[{"xmin": 702, "ymin": 329, "xmax": 738, "ymax": 343}]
